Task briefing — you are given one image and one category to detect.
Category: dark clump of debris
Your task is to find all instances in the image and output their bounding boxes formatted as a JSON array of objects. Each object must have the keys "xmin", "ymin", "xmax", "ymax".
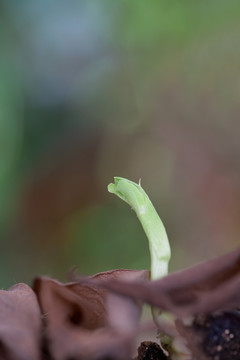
[{"xmin": 137, "ymin": 341, "xmax": 168, "ymax": 360}]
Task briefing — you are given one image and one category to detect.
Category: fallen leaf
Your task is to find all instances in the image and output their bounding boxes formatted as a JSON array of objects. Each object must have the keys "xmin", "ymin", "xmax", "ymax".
[
  {"xmin": 100, "ymin": 248, "xmax": 240, "ymax": 317},
  {"xmin": 34, "ymin": 269, "xmax": 149, "ymax": 360},
  {"xmin": 0, "ymin": 283, "xmax": 41, "ymax": 360}
]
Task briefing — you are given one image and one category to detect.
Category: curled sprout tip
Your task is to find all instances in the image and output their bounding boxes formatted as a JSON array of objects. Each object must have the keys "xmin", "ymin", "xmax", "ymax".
[{"xmin": 107, "ymin": 177, "xmax": 171, "ymax": 281}]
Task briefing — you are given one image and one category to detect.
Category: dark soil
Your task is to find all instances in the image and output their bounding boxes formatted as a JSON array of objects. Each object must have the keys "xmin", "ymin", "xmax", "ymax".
[
  {"xmin": 194, "ymin": 310, "xmax": 240, "ymax": 360},
  {"xmin": 137, "ymin": 341, "xmax": 168, "ymax": 360}
]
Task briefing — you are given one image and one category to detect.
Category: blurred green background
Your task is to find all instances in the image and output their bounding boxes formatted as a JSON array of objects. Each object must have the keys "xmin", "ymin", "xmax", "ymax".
[{"xmin": 0, "ymin": 0, "xmax": 239, "ymax": 288}]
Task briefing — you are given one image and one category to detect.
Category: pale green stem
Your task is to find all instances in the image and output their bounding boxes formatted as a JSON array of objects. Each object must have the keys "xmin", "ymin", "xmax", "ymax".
[
  {"xmin": 108, "ymin": 177, "xmax": 171, "ymax": 280},
  {"xmin": 108, "ymin": 178, "xmax": 190, "ymax": 359}
]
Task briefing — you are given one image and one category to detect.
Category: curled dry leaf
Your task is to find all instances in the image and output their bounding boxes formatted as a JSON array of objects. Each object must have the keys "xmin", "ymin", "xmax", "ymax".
[
  {"xmin": 33, "ymin": 269, "xmax": 149, "ymax": 360},
  {"xmin": 99, "ymin": 248, "xmax": 240, "ymax": 317},
  {"xmin": 0, "ymin": 283, "xmax": 41, "ymax": 360},
  {"xmin": 97, "ymin": 248, "xmax": 240, "ymax": 360}
]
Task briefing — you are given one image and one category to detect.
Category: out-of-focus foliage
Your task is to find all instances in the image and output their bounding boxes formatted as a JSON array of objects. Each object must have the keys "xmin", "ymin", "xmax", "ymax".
[{"xmin": 0, "ymin": 0, "xmax": 239, "ymax": 288}]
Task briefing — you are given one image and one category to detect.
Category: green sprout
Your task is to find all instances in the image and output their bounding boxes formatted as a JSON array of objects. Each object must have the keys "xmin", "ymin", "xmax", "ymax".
[
  {"xmin": 108, "ymin": 177, "xmax": 171, "ymax": 281},
  {"xmin": 108, "ymin": 177, "xmax": 191, "ymax": 360}
]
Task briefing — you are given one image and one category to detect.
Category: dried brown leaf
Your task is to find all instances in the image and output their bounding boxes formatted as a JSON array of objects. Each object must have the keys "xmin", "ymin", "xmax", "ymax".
[
  {"xmin": 99, "ymin": 248, "xmax": 240, "ymax": 317},
  {"xmin": 33, "ymin": 269, "xmax": 149, "ymax": 360},
  {"xmin": 0, "ymin": 283, "xmax": 41, "ymax": 360}
]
